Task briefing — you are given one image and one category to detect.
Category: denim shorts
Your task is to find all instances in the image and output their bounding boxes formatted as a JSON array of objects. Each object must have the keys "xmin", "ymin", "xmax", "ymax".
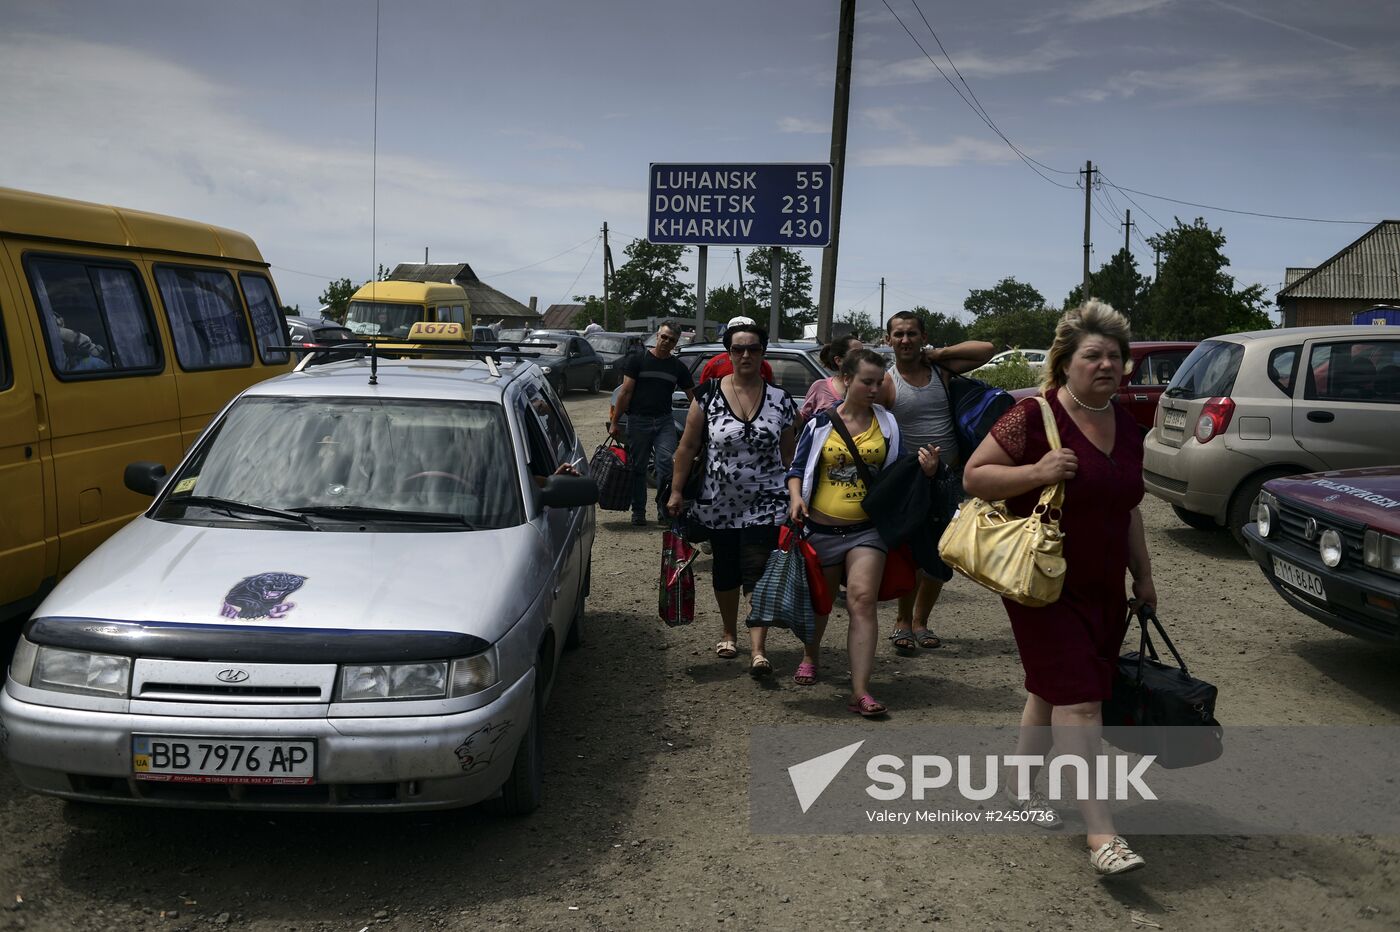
[{"xmin": 807, "ymin": 521, "xmax": 887, "ymax": 567}]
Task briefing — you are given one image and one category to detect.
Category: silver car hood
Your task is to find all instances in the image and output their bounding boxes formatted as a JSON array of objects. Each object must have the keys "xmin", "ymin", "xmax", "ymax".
[{"xmin": 34, "ymin": 517, "xmax": 548, "ymax": 643}]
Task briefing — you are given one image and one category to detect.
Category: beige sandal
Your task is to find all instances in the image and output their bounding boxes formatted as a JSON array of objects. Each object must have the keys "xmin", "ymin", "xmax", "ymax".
[
  {"xmin": 715, "ymin": 639, "xmax": 738, "ymax": 659},
  {"xmin": 1089, "ymin": 836, "xmax": 1145, "ymax": 876}
]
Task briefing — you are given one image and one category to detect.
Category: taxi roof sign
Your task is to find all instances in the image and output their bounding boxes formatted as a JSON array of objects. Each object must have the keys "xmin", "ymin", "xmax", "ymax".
[{"xmin": 406, "ymin": 321, "xmax": 467, "ymax": 342}]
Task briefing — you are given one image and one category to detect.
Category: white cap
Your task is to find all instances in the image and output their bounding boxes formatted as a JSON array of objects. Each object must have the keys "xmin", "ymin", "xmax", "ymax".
[{"xmin": 727, "ymin": 316, "xmax": 755, "ymax": 328}]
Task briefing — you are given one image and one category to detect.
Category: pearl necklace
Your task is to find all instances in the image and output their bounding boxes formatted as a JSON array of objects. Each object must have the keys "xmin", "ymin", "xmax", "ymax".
[{"xmin": 1064, "ymin": 384, "xmax": 1112, "ymax": 412}]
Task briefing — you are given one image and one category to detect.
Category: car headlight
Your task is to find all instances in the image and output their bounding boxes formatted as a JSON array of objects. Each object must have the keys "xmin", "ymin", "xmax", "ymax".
[
  {"xmin": 337, "ymin": 651, "xmax": 496, "ymax": 701},
  {"xmin": 1364, "ymin": 530, "xmax": 1400, "ymax": 575},
  {"xmin": 1256, "ymin": 491, "xmax": 1278, "ymax": 537},
  {"xmin": 28, "ymin": 645, "xmax": 131, "ymax": 697},
  {"xmin": 1319, "ymin": 529, "xmax": 1343, "ymax": 568}
]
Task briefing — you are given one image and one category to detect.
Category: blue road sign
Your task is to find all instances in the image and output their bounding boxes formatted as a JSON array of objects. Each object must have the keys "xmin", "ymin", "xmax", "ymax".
[{"xmin": 648, "ymin": 162, "xmax": 833, "ymax": 248}]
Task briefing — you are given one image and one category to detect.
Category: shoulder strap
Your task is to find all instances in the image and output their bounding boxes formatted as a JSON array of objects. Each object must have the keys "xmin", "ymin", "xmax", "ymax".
[
  {"xmin": 828, "ymin": 409, "xmax": 879, "ymax": 490},
  {"xmin": 1032, "ymin": 396, "xmax": 1065, "ymax": 511}
]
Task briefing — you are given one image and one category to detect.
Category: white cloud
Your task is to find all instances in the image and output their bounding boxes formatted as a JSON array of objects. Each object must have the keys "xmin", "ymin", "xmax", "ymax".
[
  {"xmin": 860, "ymin": 107, "xmax": 909, "ymax": 132},
  {"xmin": 853, "ymin": 136, "xmax": 1016, "ymax": 168},
  {"xmin": 1066, "ymin": 0, "xmax": 1174, "ymax": 22},
  {"xmin": 496, "ymin": 128, "xmax": 584, "ymax": 151},
  {"xmin": 777, "ymin": 116, "xmax": 828, "ymax": 134},
  {"xmin": 0, "ymin": 33, "xmax": 634, "ymax": 308},
  {"xmin": 860, "ymin": 41, "xmax": 1074, "ymax": 87}
]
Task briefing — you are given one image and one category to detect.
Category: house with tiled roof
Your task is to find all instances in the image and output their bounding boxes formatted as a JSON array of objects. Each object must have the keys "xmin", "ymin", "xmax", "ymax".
[
  {"xmin": 1276, "ymin": 221, "xmax": 1400, "ymax": 326},
  {"xmin": 540, "ymin": 303, "xmax": 584, "ymax": 329},
  {"xmin": 388, "ymin": 263, "xmax": 542, "ymax": 328}
]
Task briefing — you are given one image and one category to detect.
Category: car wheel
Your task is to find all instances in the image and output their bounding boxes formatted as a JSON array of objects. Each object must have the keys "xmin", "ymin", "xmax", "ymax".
[
  {"xmin": 1171, "ymin": 505, "xmax": 1219, "ymax": 531},
  {"xmin": 498, "ymin": 682, "xmax": 543, "ymax": 816},
  {"xmin": 1227, "ymin": 468, "xmax": 1301, "ymax": 549},
  {"xmin": 588, "ymin": 371, "xmax": 601, "ymax": 394}
]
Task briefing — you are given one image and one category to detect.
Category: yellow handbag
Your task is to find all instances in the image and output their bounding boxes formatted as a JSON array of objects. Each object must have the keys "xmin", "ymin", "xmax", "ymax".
[{"xmin": 937, "ymin": 396, "xmax": 1067, "ymax": 607}]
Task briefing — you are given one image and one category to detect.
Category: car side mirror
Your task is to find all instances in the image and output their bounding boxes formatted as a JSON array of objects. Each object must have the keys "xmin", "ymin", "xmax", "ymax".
[
  {"xmin": 539, "ymin": 475, "xmax": 599, "ymax": 509},
  {"xmin": 125, "ymin": 461, "xmax": 168, "ymax": 496}
]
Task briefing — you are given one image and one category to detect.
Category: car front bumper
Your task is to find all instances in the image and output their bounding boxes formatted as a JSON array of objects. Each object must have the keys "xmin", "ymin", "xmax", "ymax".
[
  {"xmin": 1243, "ymin": 524, "xmax": 1400, "ymax": 643},
  {"xmin": 0, "ymin": 669, "xmax": 534, "ymax": 811}
]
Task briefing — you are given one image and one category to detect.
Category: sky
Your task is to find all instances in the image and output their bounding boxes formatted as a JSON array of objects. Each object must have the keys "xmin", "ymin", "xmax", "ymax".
[{"xmin": 2, "ymin": 0, "xmax": 1397, "ymax": 327}]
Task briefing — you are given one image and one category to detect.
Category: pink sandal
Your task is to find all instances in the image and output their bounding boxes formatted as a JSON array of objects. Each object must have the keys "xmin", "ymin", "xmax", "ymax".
[
  {"xmin": 847, "ymin": 694, "xmax": 887, "ymax": 718},
  {"xmin": 793, "ymin": 661, "xmax": 818, "ymax": 686}
]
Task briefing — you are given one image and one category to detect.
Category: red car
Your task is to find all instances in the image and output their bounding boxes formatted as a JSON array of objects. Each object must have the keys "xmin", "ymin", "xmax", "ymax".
[
  {"xmin": 1010, "ymin": 341, "xmax": 1198, "ymax": 433},
  {"xmin": 1243, "ymin": 467, "xmax": 1400, "ymax": 642}
]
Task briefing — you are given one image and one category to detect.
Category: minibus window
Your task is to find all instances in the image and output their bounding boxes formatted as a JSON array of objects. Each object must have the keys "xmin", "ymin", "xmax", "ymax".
[
  {"xmin": 238, "ymin": 273, "xmax": 291, "ymax": 365},
  {"xmin": 442, "ymin": 305, "xmax": 467, "ymax": 325},
  {"xmin": 25, "ymin": 256, "xmax": 162, "ymax": 378},
  {"xmin": 155, "ymin": 266, "xmax": 253, "ymax": 370}
]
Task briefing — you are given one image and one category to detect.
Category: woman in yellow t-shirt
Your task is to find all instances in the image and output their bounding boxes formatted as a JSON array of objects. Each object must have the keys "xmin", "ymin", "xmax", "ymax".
[{"xmin": 786, "ymin": 350, "xmax": 941, "ymax": 717}]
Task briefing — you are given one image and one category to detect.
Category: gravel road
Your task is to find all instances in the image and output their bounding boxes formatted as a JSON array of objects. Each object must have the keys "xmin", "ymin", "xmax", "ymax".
[{"xmin": 2, "ymin": 390, "xmax": 1398, "ymax": 931}]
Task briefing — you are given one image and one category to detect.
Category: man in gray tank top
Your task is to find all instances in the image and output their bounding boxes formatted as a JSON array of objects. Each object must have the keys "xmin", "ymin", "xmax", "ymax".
[{"xmin": 875, "ymin": 311, "xmax": 994, "ymax": 651}]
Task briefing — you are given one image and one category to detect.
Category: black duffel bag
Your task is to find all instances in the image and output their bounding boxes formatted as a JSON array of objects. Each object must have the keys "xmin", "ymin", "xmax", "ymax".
[
  {"xmin": 589, "ymin": 441, "xmax": 632, "ymax": 511},
  {"xmin": 1102, "ymin": 604, "xmax": 1223, "ymax": 769}
]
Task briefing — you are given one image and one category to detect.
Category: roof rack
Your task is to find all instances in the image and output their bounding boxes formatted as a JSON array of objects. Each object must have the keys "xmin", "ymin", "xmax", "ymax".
[{"xmin": 272, "ymin": 340, "xmax": 559, "ymax": 384}]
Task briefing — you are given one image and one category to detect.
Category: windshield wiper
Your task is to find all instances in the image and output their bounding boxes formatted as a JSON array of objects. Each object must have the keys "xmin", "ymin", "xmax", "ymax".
[
  {"xmin": 164, "ymin": 495, "xmax": 319, "ymax": 529},
  {"xmin": 292, "ymin": 505, "xmax": 475, "ymax": 527},
  {"xmin": 1163, "ymin": 385, "xmax": 1190, "ymax": 398}
]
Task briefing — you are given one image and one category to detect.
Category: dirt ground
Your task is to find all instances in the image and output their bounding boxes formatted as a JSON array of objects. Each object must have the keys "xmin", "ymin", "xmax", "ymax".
[{"xmin": 3, "ymin": 390, "xmax": 1399, "ymax": 932}]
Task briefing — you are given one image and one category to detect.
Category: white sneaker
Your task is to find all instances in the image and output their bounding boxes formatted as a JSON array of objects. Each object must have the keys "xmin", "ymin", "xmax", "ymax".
[
  {"xmin": 1004, "ymin": 787, "xmax": 1062, "ymax": 830},
  {"xmin": 1090, "ymin": 836, "xmax": 1146, "ymax": 876}
]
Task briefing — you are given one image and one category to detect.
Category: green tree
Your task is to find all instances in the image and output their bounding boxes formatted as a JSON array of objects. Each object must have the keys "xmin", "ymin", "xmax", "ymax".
[
  {"xmin": 964, "ymin": 277, "xmax": 1046, "ymax": 318},
  {"xmin": 318, "ymin": 278, "xmax": 355, "ymax": 324},
  {"xmin": 570, "ymin": 295, "xmax": 611, "ymax": 330},
  {"xmin": 611, "ymin": 240, "xmax": 690, "ymax": 324},
  {"xmin": 967, "ymin": 307, "xmax": 1061, "ymax": 350},
  {"xmin": 1139, "ymin": 219, "xmax": 1272, "ymax": 340},
  {"xmin": 743, "ymin": 247, "xmax": 814, "ymax": 339},
  {"xmin": 280, "ymin": 304, "xmax": 301, "ymax": 317},
  {"xmin": 836, "ymin": 309, "xmax": 877, "ymax": 340},
  {"xmin": 704, "ymin": 284, "xmax": 748, "ymax": 336},
  {"xmin": 1063, "ymin": 249, "xmax": 1151, "ymax": 325}
]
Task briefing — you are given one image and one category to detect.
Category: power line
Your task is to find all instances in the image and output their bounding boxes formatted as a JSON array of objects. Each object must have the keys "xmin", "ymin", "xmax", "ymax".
[
  {"xmin": 1097, "ymin": 179, "xmax": 1376, "ymax": 225},
  {"xmin": 1097, "ymin": 170, "xmax": 1168, "ymax": 232},
  {"xmin": 272, "ymin": 264, "xmax": 338, "ymax": 280},
  {"xmin": 478, "ymin": 233, "xmax": 600, "ymax": 279},
  {"xmin": 559, "ymin": 235, "xmax": 601, "ymax": 304},
  {"xmin": 880, "ymin": 0, "xmax": 1079, "ymax": 191}
]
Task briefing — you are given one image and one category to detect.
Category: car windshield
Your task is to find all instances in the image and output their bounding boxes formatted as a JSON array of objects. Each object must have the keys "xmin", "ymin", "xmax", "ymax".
[
  {"xmin": 1164, "ymin": 340, "xmax": 1245, "ymax": 399},
  {"xmin": 154, "ymin": 396, "xmax": 522, "ymax": 530},
  {"xmin": 344, "ymin": 302, "xmax": 424, "ymax": 338},
  {"xmin": 587, "ymin": 335, "xmax": 631, "ymax": 354},
  {"xmin": 313, "ymin": 327, "xmax": 355, "ymax": 343}
]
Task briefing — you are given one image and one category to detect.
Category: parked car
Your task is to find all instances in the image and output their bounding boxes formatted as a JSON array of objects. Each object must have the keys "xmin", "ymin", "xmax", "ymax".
[
  {"xmin": 526, "ymin": 334, "xmax": 604, "ymax": 395},
  {"xmin": 585, "ymin": 331, "xmax": 645, "ymax": 389},
  {"xmin": 2, "ymin": 344, "xmax": 598, "ymax": 812},
  {"xmin": 1143, "ymin": 325, "xmax": 1400, "ymax": 544},
  {"xmin": 1243, "ymin": 466, "xmax": 1400, "ymax": 642},
  {"xmin": 672, "ymin": 340, "xmax": 827, "ymax": 433},
  {"xmin": 284, "ymin": 315, "xmax": 357, "ymax": 363},
  {"xmin": 1010, "ymin": 341, "xmax": 1198, "ymax": 434},
  {"xmin": 975, "ymin": 348, "xmax": 1049, "ymax": 372}
]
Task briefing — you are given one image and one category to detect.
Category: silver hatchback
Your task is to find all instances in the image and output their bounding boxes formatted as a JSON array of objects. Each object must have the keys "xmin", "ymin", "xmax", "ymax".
[
  {"xmin": 1144, "ymin": 325, "xmax": 1400, "ymax": 544},
  {"xmin": 2, "ymin": 350, "xmax": 597, "ymax": 812}
]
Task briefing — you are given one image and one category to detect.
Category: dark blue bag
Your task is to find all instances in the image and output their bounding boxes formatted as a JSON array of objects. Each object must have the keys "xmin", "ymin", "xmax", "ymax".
[
  {"xmin": 745, "ymin": 540, "xmax": 817, "ymax": 645},
  {"xmin": 942, "ymin": 369, "xmax": 1015, "ymax": 454}
]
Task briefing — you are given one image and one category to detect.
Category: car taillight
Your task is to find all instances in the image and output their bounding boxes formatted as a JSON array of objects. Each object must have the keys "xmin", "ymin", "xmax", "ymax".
[{"xmin": 1194, "ymin": 397, "xmax": 1235, "ymax": 444}]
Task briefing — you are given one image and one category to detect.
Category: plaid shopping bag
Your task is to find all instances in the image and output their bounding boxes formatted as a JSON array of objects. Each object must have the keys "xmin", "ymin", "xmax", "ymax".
[
  {"xmin": 589, "ymin": 441, "xmax": 632, "ymax": 512},
  {"xmin": 745, "ymin": 538, "xmax": 817, "ymax": 644},
  {"xmin": 659, "ymin": 525, "xmax": 698, "ymax": 626},
  {"xmin": 779, "ymin": 524, "xmax": 833, "ymax": 616}
]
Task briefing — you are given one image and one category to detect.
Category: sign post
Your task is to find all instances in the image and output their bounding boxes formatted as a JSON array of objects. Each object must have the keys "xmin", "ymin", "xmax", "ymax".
[{"xmin": 649, "ymin": 162, "xmax": 832, "ymax": 338}]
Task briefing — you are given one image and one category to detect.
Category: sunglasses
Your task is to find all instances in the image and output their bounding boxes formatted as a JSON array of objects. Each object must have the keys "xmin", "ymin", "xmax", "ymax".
[{"xmin": 730, "ymin": 344, "xmax": 764, "ymax": 356}]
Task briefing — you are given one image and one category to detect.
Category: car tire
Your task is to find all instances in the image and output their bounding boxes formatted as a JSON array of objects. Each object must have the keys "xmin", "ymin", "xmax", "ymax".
[
  {"xmin": 1171, "ymin": 505, "xmax": 1219, "ymax": 531},
  {"xmin": 1227, "ymin": 468, "xmax": 1301, "ymax": 549},
  {"xmin": 588, "ymin": 371, "xmax": 601, "ymax": 394},
  {"xmin": 498, "ymin": 682, "xmax": 543, "ymax": 816}
]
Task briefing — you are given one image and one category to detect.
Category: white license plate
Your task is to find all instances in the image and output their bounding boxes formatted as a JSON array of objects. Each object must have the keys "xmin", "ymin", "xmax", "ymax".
[
  {"xmin": 132, "ymin": 735, "xmax": 316, "ymax": 785},
  {"xmin": 1271, "ymin": 557, "xmax": 1327, "ymax": 601},
  {"xmin": 1163, "ymin": 408, "xmax": 1186, "ymax": 430}
]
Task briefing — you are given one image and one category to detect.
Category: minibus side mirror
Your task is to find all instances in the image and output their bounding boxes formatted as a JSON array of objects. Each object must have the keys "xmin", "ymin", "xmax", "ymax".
[{"xmin": 125, "ymin": 461, "xmax": 168, "ymax": 496}]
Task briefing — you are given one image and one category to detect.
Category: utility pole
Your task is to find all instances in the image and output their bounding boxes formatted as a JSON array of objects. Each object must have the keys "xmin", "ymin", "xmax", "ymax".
[
  {"xmin": 1120, "ymin": 209, "xmax": 1134, "ymax": 317},
  {"xmin": 735, "ymin": 248, "xmax": 746, "ymax": 318},
  {"xmin": 696, "ymin": 245, "xmax": 708, "ymax": 339},
  {"xmin": 424, "ymin": 246, "xmax": 429, "ymax": 265},
  {"xmin": 1080, "ymin": 160, "xmax": 1096, "ymax": 298},
  {"xmin": 879, "ymin": 277, "xmax": 886, "ymax": 328},
  {"xmin": 601, "ymin": 222, "xmax": 611, "ymax": 329},
  {"xmin": 816, "ymin": 0, "xmax": 855, "ymax": 344},
  {"xmin": 770, "ymin": 249, "xmax": 782, "ymax": 339},
  {"xmin": 1154, "ymin": 245, "xmax": 1161, "ymax": 280}
]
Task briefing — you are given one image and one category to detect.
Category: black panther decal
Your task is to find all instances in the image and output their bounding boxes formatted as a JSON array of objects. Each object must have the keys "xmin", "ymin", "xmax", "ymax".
[
  {"xmin": 453, "ymin": 721, "xmax": 513, "ymax": 775},
  {"xmin": 220, "ymin": 572, "xmax": 307, "ymax": 619}
]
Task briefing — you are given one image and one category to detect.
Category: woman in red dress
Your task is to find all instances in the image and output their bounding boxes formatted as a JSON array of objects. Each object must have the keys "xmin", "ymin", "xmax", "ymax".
[{"xmin": 962, "ymin": 300, "xmax": 1158, "ymax": 876}]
